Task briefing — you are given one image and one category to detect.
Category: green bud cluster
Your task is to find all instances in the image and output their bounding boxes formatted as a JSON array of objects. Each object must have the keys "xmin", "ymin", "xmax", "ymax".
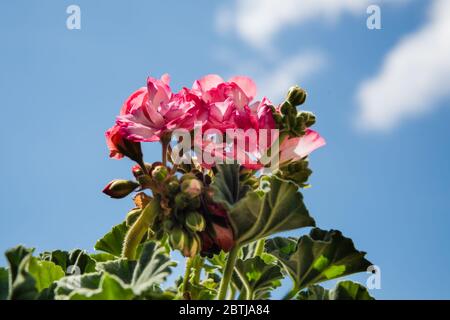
[
  {"xmin": 276, "ymin": 159, "xmax": 312, "ymax": 188},
  {"xmin": 162, "ymin": 172, "xmax": 207, "ymax": 257},
  {"xmin": 273, "ymin": 86, "xmax": 317, "ymax": 138}
]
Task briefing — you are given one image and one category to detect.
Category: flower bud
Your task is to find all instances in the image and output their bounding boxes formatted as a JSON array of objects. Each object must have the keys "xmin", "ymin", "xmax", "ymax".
[
  {"xmin": 286, "ymin": 86, "xmax": 307, "ymax": 107},
  {"xmin": 152, "ymin": 165, "xmax": 168, "ymax": 182},
  {"xmin": 106, "ymin": 125, "xmax": 143, "ymax": 164},
  {"xmin": 167, "ymin": 180, "xmax": 180, "ymax": 194},
  {"xmin": 181, "ymin": 178, "xmax": 203, "ymax": 199},
  {"xmin": 187, "ymin": 196, "xmax": 201, "ymax": 210},
  {"xmin": 298, "ymin": 111, "xmax": 316, "ymax": 128},
  {"xmin": 185, "ymin": 212, "xmax": 206, "ymax": 232},
  {"xmin": 163, "ymin": 219, "xmax": 174, "ymax": 231},
  {"xmin": 169, "ymin": 227, "xmax": 187, "ymax": 251},
  {"xmin": 131, "ymin": 165, "xmax": 144, "ymax": 178},
  {"xmin": 175, "ymin": 193, "xmax": 189, "ymax": 209},
  {"xmin": 102, "ymin": 179, "xmax": 139, "ymax": 199},
  {"xmin": 183, "ymin": 233, "xmax": 201, "ymax": 257}
]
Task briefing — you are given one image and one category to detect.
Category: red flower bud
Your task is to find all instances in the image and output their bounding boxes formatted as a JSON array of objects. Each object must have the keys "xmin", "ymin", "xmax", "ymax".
[
  {"xmin": 102, "ymin": 179, "xmax": 139, "ymax": 199},
  {"xmin": 106, "ymin": 125, "xmax": 143, "ymax": 164}
]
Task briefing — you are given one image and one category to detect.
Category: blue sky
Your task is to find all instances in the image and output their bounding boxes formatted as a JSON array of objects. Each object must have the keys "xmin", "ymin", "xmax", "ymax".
[{"xmin": 1, "ymin": 0, "xmax": 449, "ymax": 299}]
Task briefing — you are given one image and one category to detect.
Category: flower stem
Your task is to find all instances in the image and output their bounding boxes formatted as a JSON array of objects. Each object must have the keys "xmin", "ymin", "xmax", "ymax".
[
  {"xmin": 254, "ymin": 238, "xmax": 266, "ymax": 257},
  {"xmin": 121, "ymin": 197, "xmax": 160, "ymax": 260},
  {"xmin": 217, "ymin": 245, "xmax": 240, "ymax": 300},
  {"xmin": 192, "ymin": 257, "xmax": 204, "ymax": 285},
  {"xmin": 182, "ymin": 257, "xmax": 194, "ymax": 298}
]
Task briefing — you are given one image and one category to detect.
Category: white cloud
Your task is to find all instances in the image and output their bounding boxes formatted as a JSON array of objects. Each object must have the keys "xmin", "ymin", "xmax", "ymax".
[
  {"xmin": 257, "ymin": 52, "xmax": 326, "ymax": 102},
  {"xmin": 216, "ymin": 0, "xmax": 400, "ymax": 49},
  {"xmin": 356, "ymin": 0, "xmax": 450, "ymax": 131}
]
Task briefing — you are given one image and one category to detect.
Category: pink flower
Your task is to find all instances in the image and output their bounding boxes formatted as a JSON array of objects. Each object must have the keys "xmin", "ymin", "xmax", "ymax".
[
  {"xmin": 117, "ymin": 74, "xmax": 200, "ymax": 142},
  {"xmin": 191, "ymin": 74, "xmax": 259, "ymax": 132},
  {"xmin": 105, "ymin": 124, "xmax": 143, "ymax": 163},
  {"xmin": 279, "ymin": 129, "xmax": 326, "ymax": 164},
  {"xmin": 192, "ymin": 75, "xmax": 278, "ymax": 169}
]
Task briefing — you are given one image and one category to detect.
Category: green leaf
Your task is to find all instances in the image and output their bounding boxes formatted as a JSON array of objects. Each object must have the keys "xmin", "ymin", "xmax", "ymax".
[
  {"xmin": 331, "ymin": 281, "xmax": 374, "ymax": 300},
  {"xmin": 96, "ymin": 241, "xmax": 176, "ymax": 297},
  {"xmin": 90, "ymin": 253, "xmax": 117, "ymax": 263},
  {"xmin": 188, "ymin": 280, "xmax": 218, "ymax": 300},
  {"xmin": 0, "ymin": 267, "xmax": 9, "ymax": 300},
  {"xmin": 297, "ymin": 285, "xmax": 329, "ymax": 300},
  {"xmin": 68, "ymin": 273, "xmax": 134, "ymax": 300},
  {"xmin": 298, "ymin": 281, "xmax": 374, "ymax": 300},
  {"xmin": 94, "ymin": 222, "xmax": 128, "ymax": 257},
  {"xmin": 234, "ymin": 256, "xmax": 283, "ymax": 300},
  {"xmin": 5, "ymin": 247, "xmax": 37, "ymax": 300},
  {"xmin": 211, "ymin": 164, "xmax": 250, "ymax": 209},
  {"xmin": 28, "ymin": 257, "xmax": 65, "ymax": 292},
  {"xmin": 5, "ymin": 246, "xmax": 33, "ymax": 281},
  {"xmin": 40, "ymin": 249, "xmax": 96, "ymax": 274},
  {"xmin": 55, "ymin": 272, "xmax": 102, "ymax": 299},
  {"xmin": 4, "ymin": 246, "xmax": 65, "ymax": 300},
  {"xmin": 228, "ymin": 176, "xmax": 315, "ymax": 245},
  {"xmin": 266, "ymin": 229, "xmax": 372, "ymax": 291}
]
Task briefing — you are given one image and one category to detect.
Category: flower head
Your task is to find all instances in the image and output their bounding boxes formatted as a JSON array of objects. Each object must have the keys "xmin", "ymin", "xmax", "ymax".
[{"xmin": 117, "ymin": 74, "xmax": 200, "ymax": 142}]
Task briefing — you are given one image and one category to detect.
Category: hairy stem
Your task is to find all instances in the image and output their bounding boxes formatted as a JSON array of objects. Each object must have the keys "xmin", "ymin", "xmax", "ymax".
[
  {"xmin": 121, "ymin": 197, "xmax": 160, "ymax": 260},
  {"xmin": 217, "ymin": 245, "xmax": 240, "ymax": 300},
  {"xmin": 192, "ymin": 257, "xmax": 204, "ymax": 285},
  {"xmin": 182, "ymin": 257, "xmax": 194, "ymax": 297},
  {"xmin": 254, "ymin": 238, "xmax": 266, "ymax": 257}
]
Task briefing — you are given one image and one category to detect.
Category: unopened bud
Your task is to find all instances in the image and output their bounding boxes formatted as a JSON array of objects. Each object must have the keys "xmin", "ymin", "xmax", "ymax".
[
  {"xmin": 298, "ymin": 111, "xmax": 316, "ymax": 128},
  {"xmin": 167, "ymin": 180, "xmax": 180, "ymax": 194},
  {"xmin": 152, "ymin": 165, "xmax": 168, "ymax": 182},
  {"xmin": 187, "ymin": 196, "xmax": 201, "ymax": 210},
  {"xmin": 131, "ymin": 165, "xmax": 144, "ymax": 178},
  {"xmin": 183, "ymin": 233, "xmax": 201, "ymax": 257},
  {"xmin": 181, "ymin": 178, "xmax": 203, "ymax": 198},
  {"xmin": 170, "ymin": 227, "xmax": 187, "ymax": 251},
  {"xmin": 185, "ymin": 212, "xmax": 206, "ymax": 232},
  {"xmin": 102, "ymin": 180, "xmax": 139, "ymax": 199},
  {"xmin": 163, "ymin": 219, "xmax": 174, "ymax": 231},
  {"xmin": 175, "ymin": 193, "xmax": 189, "ymax": 209},
  {"xmin": 286, "ymin": 86, "xmax": 307, "ymax": 107}
]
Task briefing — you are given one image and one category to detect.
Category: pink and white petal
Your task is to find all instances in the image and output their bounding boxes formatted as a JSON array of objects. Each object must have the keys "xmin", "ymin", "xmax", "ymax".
[
  {"xmin": 280, "ymin": 130, "xmax": 326, "ymax": 163},
  {"xmin": 120, "ymin": 122, "xmax": 160, "ymax": 142},
  {"xmin": 228, "ymin": 76, "xmax": 257, "ymax": 100},
  {"xmin": 120, "ymin": 87, "xmax": 147, "ymax": 115},
  {"xmin": 192, "ymin": 74, "xmax": 224, "ymax": 93},
  {"xmin": 160, "ymin": 73, "xmax": 171, "ymax": 86}
]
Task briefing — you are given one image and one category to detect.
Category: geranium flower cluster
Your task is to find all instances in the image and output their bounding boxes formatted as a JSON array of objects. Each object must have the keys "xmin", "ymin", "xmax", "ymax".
[{"xmin": 104, "ymin": 74, "xmax": 325, "ymax": 257}]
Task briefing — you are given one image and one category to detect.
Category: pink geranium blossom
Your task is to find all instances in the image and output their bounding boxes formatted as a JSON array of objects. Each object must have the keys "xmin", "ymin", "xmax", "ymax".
[
  {"xmin": 117, "ymin": 74, "xmax": 200, "ymax": 142},
  {"xmin": 279, "ymin": 129, "xmax": 326, "ymax": 164},
  {"xmin": 191, "ymin": 75, "xmax": 278, "ymax": 169}
]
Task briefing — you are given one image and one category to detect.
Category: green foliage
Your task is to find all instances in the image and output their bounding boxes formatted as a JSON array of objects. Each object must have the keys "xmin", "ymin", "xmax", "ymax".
[
  {"xmin": 227, "ymin": 176, "xmax": 316, "ymax": 245},
  {"xmin": 40, "ymin": 249, "xmax": 96, "ymax": 274},
  {"xmin": 95, "ymin": 222, "xmax": 129, "ymax": 257},
  {"xmin": 96, "ymin": 241, "xmax": 176, "ymax": 296},
  {"xmin": 298, "ymin": 281, "xmax": 374, "ymax": 300},
  {"xmin": 266, "ymin": 229, "xmax": 372, "ymax": 292},
  {"xmin": 4, "ymin": 246, "xmax": 65, "ymax": 300},
  {"xmin": 235, "ymin": 256, "xmax": 283, "ymax": 300},
  {"xmin": 1, "ymin": 166, "xmax": 374, "ymax": 301},
  {"xmin": 0, "ymin": 267, "xmax": 9, "ymax": 300}
]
